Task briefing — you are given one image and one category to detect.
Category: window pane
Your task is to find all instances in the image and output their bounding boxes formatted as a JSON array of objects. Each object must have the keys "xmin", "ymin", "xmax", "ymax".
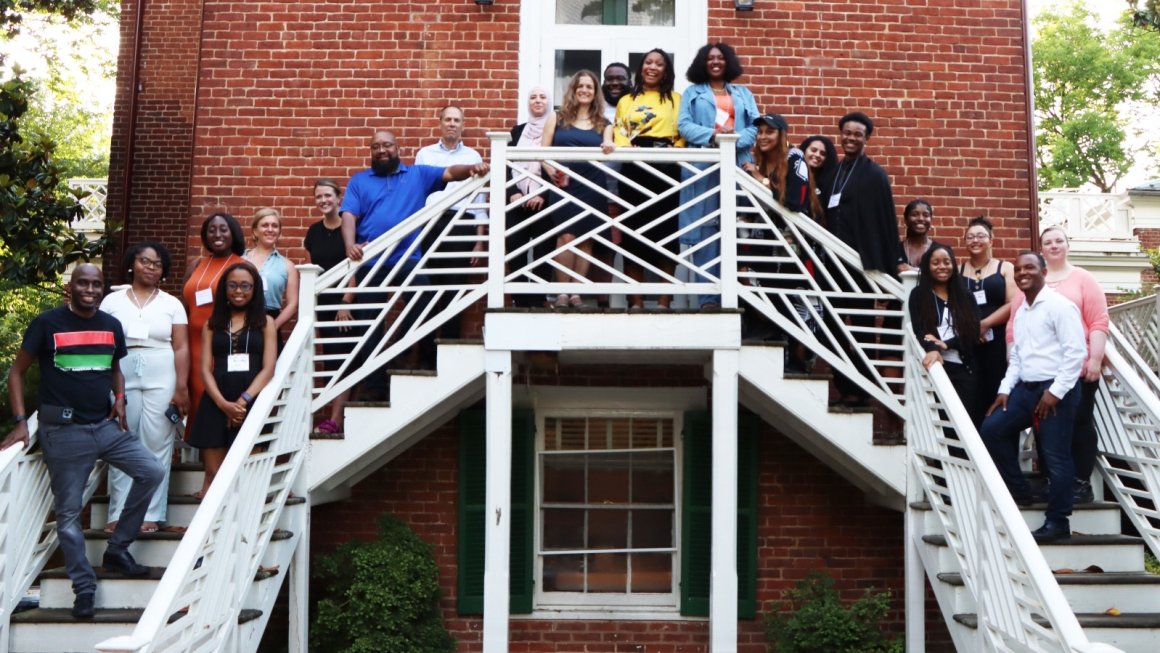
[
  {"xmin": 544, "ymin": 554, "xmax": 585, "ymax": 591},
  {"xmin": 554, "ymin": 50, "xmax": 602, "ymax": 107},
  {"xmin": 588, "ymin": 509, "xmax": 629, "ymax": 549},
  {"xmin": 543, "ymin": 454, "xmax": 586, "ymax": 503},
  {"xmin": 630, "ymin": 553, "xmax": 672, "ymax": 592},
  {"xmin": 543, "ymin": 508, "xmax": 586, "ymax": 549},
  {"xmin": 588, "ymin": 453, "xmax": 630, "ymax": 503},
  {"xmin": 555, "ymin": 0, "xmax": 674, "ymax": 26},
  {"xmin": 631, "ymin": 509, "xmax": 672, "ymax": 548},
  {"xmin": 586, "ymin": 553, "xmax": 627, "ymax": 592},
  {"xmin": 631, "ymin": 451, "xmax": 673, "ymax": 503}
]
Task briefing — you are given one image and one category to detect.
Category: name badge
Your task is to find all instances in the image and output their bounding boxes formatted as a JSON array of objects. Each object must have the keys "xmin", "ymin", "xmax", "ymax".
[
  {"xmin": 195, "ymin": 288, "xmax": 213, "ymax": 306},
  {"xmin": 827, "ymin": 192, "xmax": 841, "ymax": 209},
  {"xmin": 227, "ymin": 353, "xmax": 250, "ymax": 373},
  {"xmin": 982, "ymin": 329, "xmax": 995, "ymax": 343},
  {"xmin": 714, "ymin": 108, "xmax": 730, "ymax": 129},
  {"xmin": 126, "ymin": 322, "xmax": 149, "ymax": 340},
  {"xmin": 973, "ymin": 289, "xmax": 987, "ymax": 305}
]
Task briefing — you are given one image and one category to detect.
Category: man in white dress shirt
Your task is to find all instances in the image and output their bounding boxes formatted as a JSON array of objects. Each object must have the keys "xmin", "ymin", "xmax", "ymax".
[{"xmin": 981, "ymin": 251, "xmax": 1087, "ymax": 543}]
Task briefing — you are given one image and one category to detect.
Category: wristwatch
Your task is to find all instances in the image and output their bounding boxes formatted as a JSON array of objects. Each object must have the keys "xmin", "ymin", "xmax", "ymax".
[{"xmin": 12, "ymin": 414, "xmax": 26, "ymax": 424}]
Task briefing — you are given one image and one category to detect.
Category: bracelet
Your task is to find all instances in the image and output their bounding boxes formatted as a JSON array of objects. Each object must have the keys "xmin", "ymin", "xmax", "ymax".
[
  {"xmin": 115, "ymin": 393, "xmax": 126, "ymax": 400},
  {"xmin": 240, "ymin": 391, "xmax": 254, "ymax": 404},
  {"xmin": 12, "ymin": 414, "xmax": 26, "ymax": 424}
]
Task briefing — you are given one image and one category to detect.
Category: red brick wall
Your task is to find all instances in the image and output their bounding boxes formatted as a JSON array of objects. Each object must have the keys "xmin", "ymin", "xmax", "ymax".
[
  {"xmin": 1135, "ymin": 227, "xmax": 1159, "ymax": 288},
  {"xmin": 309, "ymin": 398, "xmax": 953, "ymax": 652},
  {"xmin": 109, "ymin": 0, "xmax": 1035, "ymax": 279}
]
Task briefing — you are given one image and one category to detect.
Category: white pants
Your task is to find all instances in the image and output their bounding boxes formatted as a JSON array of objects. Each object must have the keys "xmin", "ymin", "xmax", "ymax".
[{"xmin": 108, "ymin": 347, "xmax": 177, "ymax": 523}]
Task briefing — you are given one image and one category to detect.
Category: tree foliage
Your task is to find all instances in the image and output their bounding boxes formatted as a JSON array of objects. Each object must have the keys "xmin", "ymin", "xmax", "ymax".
[
  {"xmin": 1131, "ymin": 0, "xmax": 1160, "ymax": 31},
  {"xmin": 0, "ymin": 0, "xmax": 111, "ymax": 288},
  {"xmin": 1033, "ymin": 2, "xmax": 1160, "ymax": 191}
]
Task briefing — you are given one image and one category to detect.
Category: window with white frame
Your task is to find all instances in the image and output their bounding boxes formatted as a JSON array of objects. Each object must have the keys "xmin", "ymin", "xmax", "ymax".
[
  {"xmin": 517, "ymin": 0, "xmax": 707, "ymax": 121},
  {"xmin": 536, "ymin": 413, "xmax": 678, "ymax": 609}
]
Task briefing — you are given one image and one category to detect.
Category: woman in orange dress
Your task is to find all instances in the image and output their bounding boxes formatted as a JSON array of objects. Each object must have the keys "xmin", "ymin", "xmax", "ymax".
[{"xmin": 181, "ymin": 212, "xmax": 246, "ymax": 434}]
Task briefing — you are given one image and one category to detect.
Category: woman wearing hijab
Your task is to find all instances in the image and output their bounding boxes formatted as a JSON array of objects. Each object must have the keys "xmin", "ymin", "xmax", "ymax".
[{"xmin": 507, "ymin": 86, "xmax": 553, "ymax": 308}]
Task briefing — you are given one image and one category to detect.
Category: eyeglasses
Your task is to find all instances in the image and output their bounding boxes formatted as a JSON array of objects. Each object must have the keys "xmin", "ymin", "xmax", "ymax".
[
  {"xmin": 136, "ymin": 257, "xmax": 163, "ymax": 269},
  {"xmin": 964, "ymin": 234, "xmax": 991, "ymax": 241},
  {"xmin": 227, "ymin": 282, "xmax": 254, "ymax": 292}
]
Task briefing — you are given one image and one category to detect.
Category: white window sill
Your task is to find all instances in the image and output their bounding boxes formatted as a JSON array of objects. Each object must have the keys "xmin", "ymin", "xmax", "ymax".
[{"xmin": 516, "ymin": 608, "xmax": 703, "ymax": 622}]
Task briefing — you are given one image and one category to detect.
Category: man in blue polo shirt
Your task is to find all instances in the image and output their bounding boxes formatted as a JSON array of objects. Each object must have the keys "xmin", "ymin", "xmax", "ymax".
[{"xmin": 339, "ymin": 130, "xmax": 488, "ymax": 397}]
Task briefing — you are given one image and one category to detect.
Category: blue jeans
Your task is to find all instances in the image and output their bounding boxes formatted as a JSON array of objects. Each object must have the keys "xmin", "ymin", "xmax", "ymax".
[
  {"xmin": 980, "ymin": 379, "xmax": 1080, "ymax": 525},
  {"xmin": 39, "ymin": 419, "xmax": 163, "ymax": 595}
]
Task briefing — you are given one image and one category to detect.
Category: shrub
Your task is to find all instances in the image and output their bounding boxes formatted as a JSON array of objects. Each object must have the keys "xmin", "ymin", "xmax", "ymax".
[
  {"xmin": 0, "ymin": 283, "xmax": 59, "ymax": 417},
  {"xmin": 311, "ymin": 515, "xmax": 455, "ymax": 653},
  {"xmin": 763, "ymin": 571, "xmax": 902, "ymax": 653}
]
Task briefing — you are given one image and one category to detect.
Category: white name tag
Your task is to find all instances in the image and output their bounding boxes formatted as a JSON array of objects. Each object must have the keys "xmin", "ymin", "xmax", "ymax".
[
  {"xmin": 227, "ymin": 353, "xmax": 250, "ymax": 373},
  {"xmin": 974, "ymin": 289, "xmax": 987, "ymax": 305},
  {"xmin": 195, "ymin": 288, "xmax": 213, "ymax": 306},
  {"xmin": 982, "ymin": 329, "xmax": 995, "ymax": 343},
  {"xmin": 126, "ymin": 322, "xmax": 149, "ymax": 340},
  {"xmin": 827, "ymin": 192, "xmax": 841, "ymax": 209},
  {"xmin": 715, "ymin": 108, "xmax": 729, "ymax": 129}
]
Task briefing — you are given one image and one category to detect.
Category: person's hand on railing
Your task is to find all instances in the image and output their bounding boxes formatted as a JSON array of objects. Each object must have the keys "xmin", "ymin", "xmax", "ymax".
[
  {"xmin": 346, "ymin": 242, "xmax": 365, "ymax": 261},
  {"xmin": 921, "ymin": 350, "xmax": 944, "ymax": 369},
  {"xmin": 601, "ymin": 140, "xmax": 616, "ymax": 155},
  {"xmin": 1, "ymin": 421, "xmax": 29, "ymax": 451},
  {"xmin": 469, "ymin": 162, "xmax": 490, "ymax": 178}
]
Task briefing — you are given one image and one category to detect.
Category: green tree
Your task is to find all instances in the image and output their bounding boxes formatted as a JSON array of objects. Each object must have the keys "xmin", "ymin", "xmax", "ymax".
[
  {"xmin": 1033, "ymin": 2, "xmax": 1160, "ymax": 191},
  {"xmin": 0, "ymin": 0, "xmax": 112, "ymax": 288},
  {"xmin": 1130, "ymin": 0, "xmax": 1160, "ymax": 31}
]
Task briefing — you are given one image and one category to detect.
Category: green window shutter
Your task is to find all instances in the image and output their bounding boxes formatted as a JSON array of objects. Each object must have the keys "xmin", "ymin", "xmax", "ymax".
[
  {"xmin": 457, "ymin": 408, "xmax": 536, "ymax": 615},
  {"xmin": 680, "ymin": 410, "xmax": 760, "ymax": 619}
]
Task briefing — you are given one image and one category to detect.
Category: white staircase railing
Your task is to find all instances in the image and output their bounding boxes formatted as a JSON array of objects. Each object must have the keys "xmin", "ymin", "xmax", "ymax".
[
  {"xmin": 904, "ymin": 337, "xmax": 1120, "ymax": 652},
  {"xmin": 0, "ymin": 416, "xmax": 105, "ymax": 652},
  {"xmin": 95, "ymin": 293, "xmax": 314, "ymax": 653},
  {"xmin": 1108, "ymin": 292, "xmax": 1159, "ymax": 374},
  {"xmin": 1093, "ymin": 323, "xmax": 1160, "ymax": 564}
]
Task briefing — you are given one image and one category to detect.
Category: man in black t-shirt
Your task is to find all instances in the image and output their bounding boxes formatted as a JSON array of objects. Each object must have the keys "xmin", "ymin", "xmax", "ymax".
[{"xmin": 2, "ymin": 265, "xmax": 163, "ymax": 619}]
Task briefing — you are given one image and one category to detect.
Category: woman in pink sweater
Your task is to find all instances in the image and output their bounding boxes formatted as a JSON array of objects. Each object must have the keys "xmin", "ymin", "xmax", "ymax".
[{"xmin": 1006, "ymin": 226, "xmax": 1109, "ymax": 504}]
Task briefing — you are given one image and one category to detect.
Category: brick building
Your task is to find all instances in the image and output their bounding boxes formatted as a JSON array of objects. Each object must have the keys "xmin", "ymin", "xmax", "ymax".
[{"xmin": 104, "ymin": 1, "xmax": 1037, "ymax": 651}]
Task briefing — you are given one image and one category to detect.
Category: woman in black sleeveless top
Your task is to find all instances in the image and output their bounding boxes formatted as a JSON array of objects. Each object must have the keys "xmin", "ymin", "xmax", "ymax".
[{"xmin": 959, "ymin": 216, "xmax": 1015, "ymax": 427}]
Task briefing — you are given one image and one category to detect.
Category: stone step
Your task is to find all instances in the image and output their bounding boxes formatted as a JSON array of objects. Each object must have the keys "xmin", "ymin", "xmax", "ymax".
[
  {"xmin": 921, "ymin": 533, "xmax": 1146, "ymax": 574},
  {"xmin": 952, "ymin": 611, "xmax": 1160, "ymax": 652},
  {"xmin": 9, "ymin": 607, "xmax": 261, "ymax": 653},
  {"xmin": 938, "ymin": 571, "xmax": 1160, "ymax": 614},
  {"xmin": 910, "ymin": 500, "xmax": 1123, "ymax": 536},
  {"xmin": 83, "ymin": 528, "xmax": 294, "ymax": 568}
]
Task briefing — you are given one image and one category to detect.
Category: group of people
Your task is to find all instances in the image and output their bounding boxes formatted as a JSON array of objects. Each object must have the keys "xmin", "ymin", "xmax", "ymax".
[
  {"xmin": 0, "ymin": 41, "xmax": 1116, "ymax": 620},
  {"xmin": 907, "ymin": 220, "xmax": 1109, "ymax": 543}
]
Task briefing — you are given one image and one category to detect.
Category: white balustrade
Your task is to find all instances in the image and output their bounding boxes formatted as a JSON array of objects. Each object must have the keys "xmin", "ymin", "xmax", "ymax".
[
  {"xmin": 1039, "ymin": 190, "xmax": 1134, "ymax": 239},
  {"xmin": 1108, "ymin": 292, "xmax": 1160, "ymax": 374}
]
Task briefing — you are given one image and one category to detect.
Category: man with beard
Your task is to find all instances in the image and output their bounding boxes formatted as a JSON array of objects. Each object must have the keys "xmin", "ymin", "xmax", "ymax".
[
  {"xmin": 340, "ymin": 129, "xmax": 487, "ymax": 395},
  {"xmin": 602, "ymin": 62, "xmax": 631, "ymax": 123},
  {"xmin": 2, "ymin": 264, "xmax": 163, "ymax": 619}
]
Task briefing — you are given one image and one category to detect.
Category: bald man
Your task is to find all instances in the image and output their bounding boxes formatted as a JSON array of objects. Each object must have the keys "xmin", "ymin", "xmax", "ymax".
[{"xmin": 2, "ymin": 264, "xmax": 163, "ymax": 618}]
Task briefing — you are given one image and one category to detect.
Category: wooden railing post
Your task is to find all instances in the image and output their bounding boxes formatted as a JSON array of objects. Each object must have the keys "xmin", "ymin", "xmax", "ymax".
[
  {"xmin": 487, "ymin": 132, "xmax": 510, "ymax": 309},
  {"xmin": 717, "ymin": 134, "xmax": 739, "ymax": 310}
]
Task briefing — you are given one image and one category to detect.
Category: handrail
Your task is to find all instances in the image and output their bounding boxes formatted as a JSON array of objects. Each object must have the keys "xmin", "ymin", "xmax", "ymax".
[
  {"xmin": 1, "ymin": 414, "xmax": 106, "ymax": 649},
  {"xmin": 904, "ymin": 336, "xmax": 1118, "ymax": 652},
  {"xmin": 95, "ymin": 302, "xmax": 313, "ymax": 653},
  {"xmin": 1107, "ymin": 292, "xmax": 1159, "ymax": 374},
  {"xmin": 1092, "ymin": 327, "xmax": 1160, "ymax": 564}
]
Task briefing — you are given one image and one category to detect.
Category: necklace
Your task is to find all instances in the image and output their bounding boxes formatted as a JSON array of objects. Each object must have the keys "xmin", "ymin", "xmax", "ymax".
[
  {"xmin": 971, "ymin": 258, "xmax": 992, "ymax": 278},
  {"xmin": 128, "ymin": 286, "xmax": 158, "ymax": 312}
]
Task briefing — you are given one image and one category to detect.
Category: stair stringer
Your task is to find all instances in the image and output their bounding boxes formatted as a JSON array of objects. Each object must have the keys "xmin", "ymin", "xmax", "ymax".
[
  {"xmin": 737, "ymin": 345, "xmax": 904, "ymax": 508},
  {"xmin": 234, "ymin": 500, "xmax": 308, "ymax": 653},
  {"xmin": 307, "ymin": 342, "xmax": 486, "ymax": 498},
  {"xmin": 909, "ymin": 505, "xmax": 980, "ymax": 651}
]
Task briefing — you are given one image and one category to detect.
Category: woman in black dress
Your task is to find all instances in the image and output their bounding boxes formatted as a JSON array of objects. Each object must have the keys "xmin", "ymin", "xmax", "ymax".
[
  {"xmin": 188, "ymin": 262, "xmax": 277, "ymax": 497},
  {"xmin": 959, "ymin": 215, "xmax": 1015, "ymax": 427},
  {"xmin": 909, "ymin": 243, "xmax": 980, "ymax": 411}
]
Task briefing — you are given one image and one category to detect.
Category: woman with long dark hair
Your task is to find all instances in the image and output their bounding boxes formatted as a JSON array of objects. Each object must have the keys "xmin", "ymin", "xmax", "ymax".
[
  {"xmin": 100, "ymin": 242, "xmax": 189, "ymax": 532},
  {"xmin": 613, "ymin": 48, "xmax": 684, "ymax": 311},
  {"xmin": 909, "ymin": 243, "xmax": 980, "ymax": 409},
  {"xmin": 678, "ymin": 42, "xmax": 759, "ymax": 308},
  {"xmin": 797, "ymin": 135, "xmax": 838, "ymax": 225},
  {"xmin": 187, "ymin": 262, "xmax": 277, "ymax": 497},
  {"xmin": 542, "ymin": 70, "xmax": 615, "ymax": 308}
]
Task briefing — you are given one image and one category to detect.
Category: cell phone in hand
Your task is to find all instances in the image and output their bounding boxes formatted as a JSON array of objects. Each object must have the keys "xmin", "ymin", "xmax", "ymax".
[{"xmin": 165, "ymin": 404, "xmax": 181, "ymax": 424}]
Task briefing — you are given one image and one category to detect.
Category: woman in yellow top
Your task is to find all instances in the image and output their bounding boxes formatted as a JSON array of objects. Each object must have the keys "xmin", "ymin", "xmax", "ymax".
[{"xmin": 614, "ymin": 48, "xmax": 685, "ymax": 311}]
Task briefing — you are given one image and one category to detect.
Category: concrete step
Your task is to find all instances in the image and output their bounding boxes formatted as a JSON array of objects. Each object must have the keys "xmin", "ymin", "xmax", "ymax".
[
  {"xmin": 953, "ymin": 611, "xmax": 1160, "ymax": 652},
  {"xmin": 83, "ymin": 528, "xmax": 294, "ymax": 568},
  {"xmin": 89, "ymin": 494, "xmax": 304, "ymax": 531},
  {"xmin": 9, "ymin": 607, "xmax": 261, "ymax": 653},
  {"xmin": 910, "ymin": 500, "xmax": 1123, "ymax": 536},
  {"xmin": 921, "ymin": 533, "xmax": 1146, "ymax": 573},
  {"xmin": 938, "ymin": 571, "xmax": 1160, "ymax": 614},
  {"xmin": 38, "ymin": 565, "xmax": 283, "ymax": 611}
]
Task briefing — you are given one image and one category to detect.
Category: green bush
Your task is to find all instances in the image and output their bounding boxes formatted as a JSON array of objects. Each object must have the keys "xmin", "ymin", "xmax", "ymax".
[
  {"xmin": 763, "ymin": 572, "xmax": 902, "ymax": 653},
  {"xmin": 312, "ymin": 515, "xmax": 456, "ymax": 653},
  {"xmin": 0, "ymin": 283, "xmax": 59, "ymax": 417}
]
